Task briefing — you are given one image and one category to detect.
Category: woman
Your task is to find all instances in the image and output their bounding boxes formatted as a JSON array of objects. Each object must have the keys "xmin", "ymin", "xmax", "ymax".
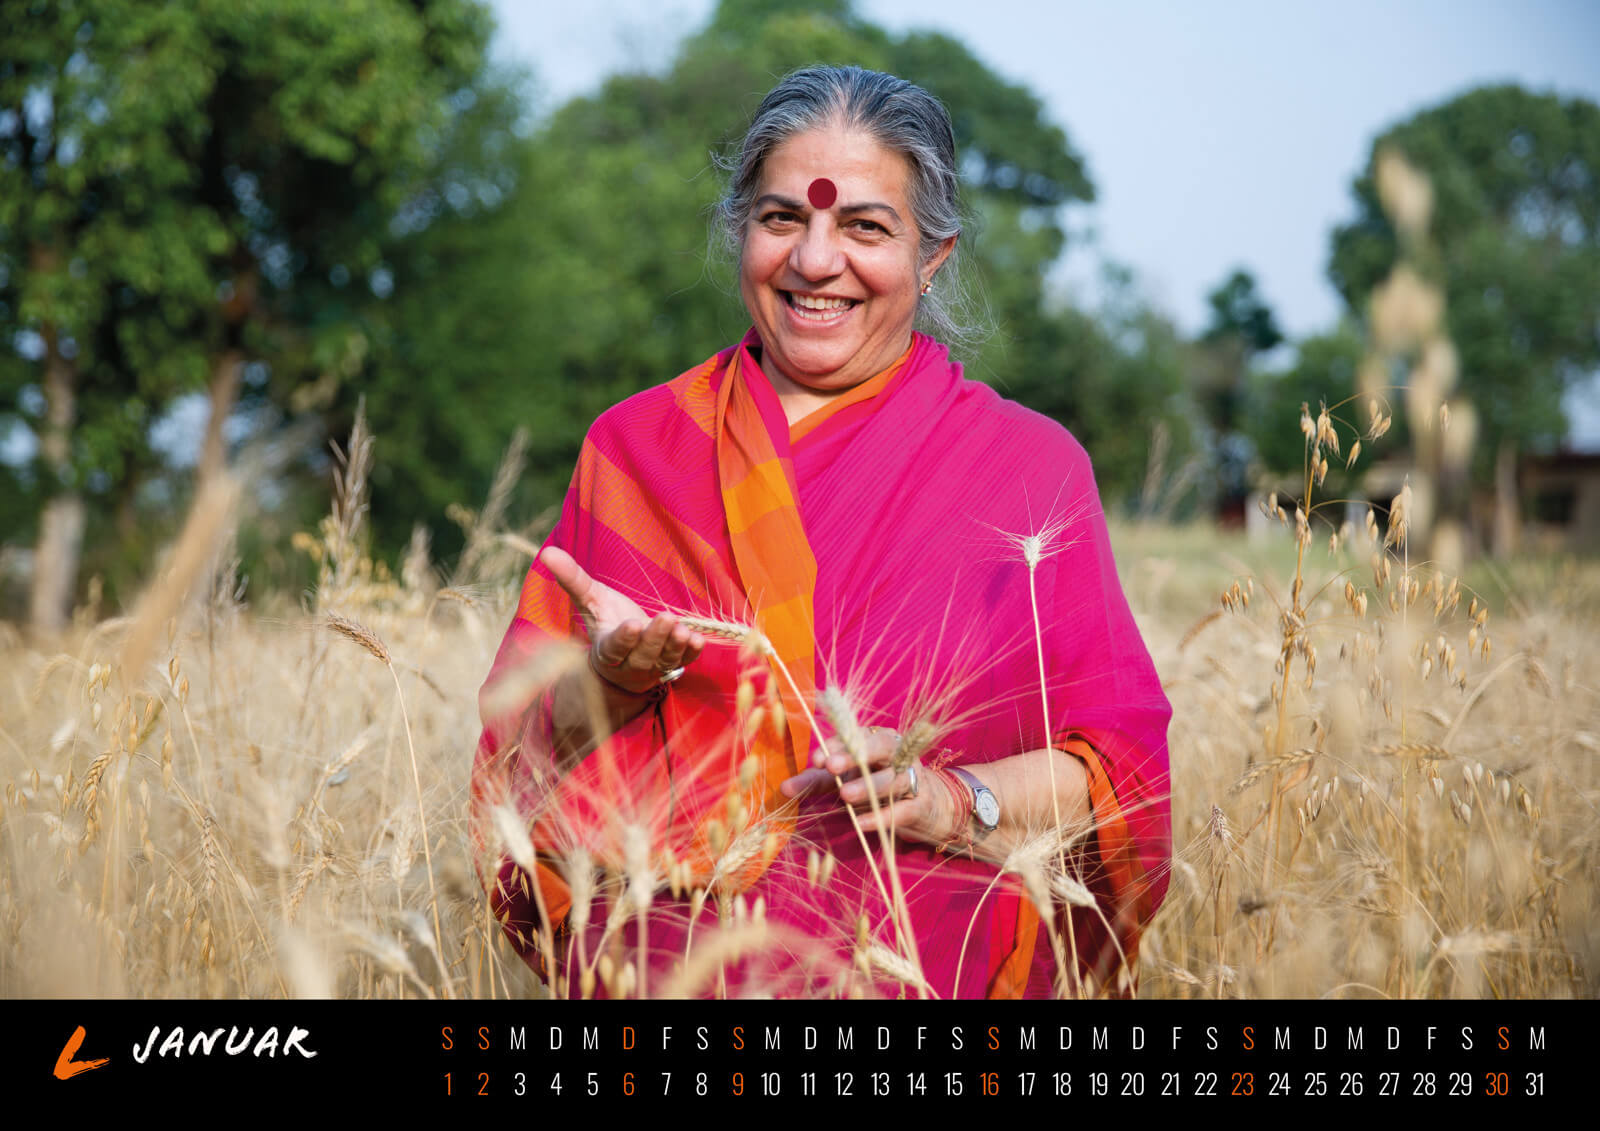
[{"xmin": 471, "ymin": 65, "xmax": 1170, "ymax": 999}]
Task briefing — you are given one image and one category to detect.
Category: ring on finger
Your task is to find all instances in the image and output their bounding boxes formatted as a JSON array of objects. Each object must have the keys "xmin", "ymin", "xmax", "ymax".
[
  {"xmin": 657, "ymin": 666, "xmax": 686, "ymax": 684},
  {"xmin": 906, "ymin": 763, "xmax": 919, "ymax": 799}
]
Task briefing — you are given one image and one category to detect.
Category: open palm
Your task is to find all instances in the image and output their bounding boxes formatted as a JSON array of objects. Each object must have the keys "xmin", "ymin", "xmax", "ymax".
[{"xmin": 540, "ymin": 547, "xmax": 704, "ymax": 694}]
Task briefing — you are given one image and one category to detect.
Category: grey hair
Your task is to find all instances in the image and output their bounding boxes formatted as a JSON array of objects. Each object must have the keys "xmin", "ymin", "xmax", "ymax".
[{"xmin": 712, "ymin": 65, "xmax": 988, "ymax": 350}]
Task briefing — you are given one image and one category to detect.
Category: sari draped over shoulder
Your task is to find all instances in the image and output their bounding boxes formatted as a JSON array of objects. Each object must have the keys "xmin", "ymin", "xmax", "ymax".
[{"xmin": 471, "ymin": 330, "xmax": 1171, "ymax": 998}]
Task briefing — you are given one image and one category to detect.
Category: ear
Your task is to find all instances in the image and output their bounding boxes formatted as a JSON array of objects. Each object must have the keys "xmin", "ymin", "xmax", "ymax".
[{"xmin": 924, "ymin": 234, "xmax": 957, "ymax": 282}]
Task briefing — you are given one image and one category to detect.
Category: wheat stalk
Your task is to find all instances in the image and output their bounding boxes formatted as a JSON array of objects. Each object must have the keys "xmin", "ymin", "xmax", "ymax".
[{"xmin": 322, "ymin": 613, "xmax": 452, "ymax": 999}]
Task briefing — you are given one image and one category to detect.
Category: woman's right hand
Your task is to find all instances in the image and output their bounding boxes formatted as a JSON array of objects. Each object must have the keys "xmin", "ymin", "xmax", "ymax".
[{"xmin": 540, "ymin": 547, "xmax": 705, "ymax": 696}]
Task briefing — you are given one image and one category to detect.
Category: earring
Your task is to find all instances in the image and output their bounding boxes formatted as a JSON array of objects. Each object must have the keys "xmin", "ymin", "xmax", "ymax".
[{"xmin": 920, "ymin": 279, "xmax": 932, "ymax": 295}]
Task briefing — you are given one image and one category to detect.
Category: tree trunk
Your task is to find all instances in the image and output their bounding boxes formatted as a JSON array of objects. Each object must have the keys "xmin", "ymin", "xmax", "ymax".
[
  {"xmin": 31, "ymin": 495, "xmax": 85, "ymax": 634},
  {"xmin": 28, "ymin": 327, "xmax": 83, "ymax": 636},
  {"xmin": 199, "ymin": 348, "xmax": 243, "ymax": 483},
  {"xmin": 1431, "ymin": 398, "xmax": 1478, "ymax": 574},
  {"xmin": 1492, "ymin": 440, "xmax": 1520, "ymax": 558}
]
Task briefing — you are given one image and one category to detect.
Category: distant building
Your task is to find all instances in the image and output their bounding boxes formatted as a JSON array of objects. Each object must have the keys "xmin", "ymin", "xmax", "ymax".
[{"xmin": 1518, "ymin": 451, "xmax": 1600, "ymax": 551}]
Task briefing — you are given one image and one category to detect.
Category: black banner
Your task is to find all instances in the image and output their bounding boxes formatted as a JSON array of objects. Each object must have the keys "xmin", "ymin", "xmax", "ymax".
[{"xmin": 4, "ymin": 999, "xmax": 1583, "ymax": 1106}]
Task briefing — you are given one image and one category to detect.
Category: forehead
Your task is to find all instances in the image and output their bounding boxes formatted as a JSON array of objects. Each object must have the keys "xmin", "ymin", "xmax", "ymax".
[{"xmin": 757, "ymin": 123, "xmax": 912, "ymax": 203}]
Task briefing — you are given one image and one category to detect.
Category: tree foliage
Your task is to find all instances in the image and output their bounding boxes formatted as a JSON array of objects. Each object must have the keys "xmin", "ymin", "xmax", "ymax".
[
  {"xmin": 1329, "ymin": 85, "xmax": 1600, "ymax": 474},
  {"xmin": 0, "ymin": 0, "xmax": 495, "ymax": 615},
  {"xmin": 1203, "ymin": 268, "xmax": 1284, "ymax": 355},
  {"xmin": 999, "ymin": 265, "xmax": 1191, "ymax": 511},
  {"xmin": 1247, "ymin": 324, "xmax": 1366, "ymax": 484}
]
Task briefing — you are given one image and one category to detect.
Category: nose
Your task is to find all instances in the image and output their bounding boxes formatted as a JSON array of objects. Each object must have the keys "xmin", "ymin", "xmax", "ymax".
[{"xmin": 790, "ymin": 215, "xmax": 845, "ymax": 280}]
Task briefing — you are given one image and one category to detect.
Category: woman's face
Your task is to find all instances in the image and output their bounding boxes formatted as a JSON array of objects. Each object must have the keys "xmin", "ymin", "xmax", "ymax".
[{"xmin": 739, "ymin": 121, "xmax": 954, "ymax": 398}]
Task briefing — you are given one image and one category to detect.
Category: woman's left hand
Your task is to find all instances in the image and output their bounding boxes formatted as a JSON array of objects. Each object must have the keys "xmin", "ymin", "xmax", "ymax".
[{"xmin": 779, "ymin": 728, "xmax": 957, "ymax": 848}]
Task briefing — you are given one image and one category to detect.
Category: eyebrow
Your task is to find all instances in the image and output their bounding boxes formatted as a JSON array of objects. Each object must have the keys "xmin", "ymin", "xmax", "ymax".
[{"xmin": 754, "ymin": 193, "xmax": 903, "ymax": 224}]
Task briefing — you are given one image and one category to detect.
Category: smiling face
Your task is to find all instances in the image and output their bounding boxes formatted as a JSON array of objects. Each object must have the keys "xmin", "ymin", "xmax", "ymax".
[{"xmin": 739, "ymin": 121, "xmax": 954, "ymax": 410}]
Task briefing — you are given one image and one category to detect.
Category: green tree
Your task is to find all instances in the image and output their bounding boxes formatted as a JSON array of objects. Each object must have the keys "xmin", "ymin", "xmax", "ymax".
[
  {"xmin": 1204, "ymin": 268, "xmax": 1285, "ymax": 355},
  {"xmin": 349, "ymin": 65, "xmax": 556, "ymax": 556},
  {"xmin": 1246, "ymin": 324, "xmax": 1366, "ymax": 484},
  {"xmin": 1002, "ymin": 266, "xmax": 1193, "ymax": 512},
  {"xmin": 1328, "ymin": 85, "xmax": 1600, "ymax": 544},
  {"xmin": 0, "ymin": 0, "xmax": 493, "ymax": 628},
  {"xmin": 1188, "ymin": 267, "xmax": 1284, "ymax": 508}
]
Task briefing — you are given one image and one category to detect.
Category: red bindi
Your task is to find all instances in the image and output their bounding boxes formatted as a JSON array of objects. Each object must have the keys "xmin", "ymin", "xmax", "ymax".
[{"xmin": 807, "ymin": 177, "xmax": 837, "ymax": 210}]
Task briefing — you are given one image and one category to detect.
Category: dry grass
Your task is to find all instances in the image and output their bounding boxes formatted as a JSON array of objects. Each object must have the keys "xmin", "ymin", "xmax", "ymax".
[
  {"xmin": 1124, "ymin": 517, "xmax": 1597, "ymax": 998},
  {"xmin": 2, "ymin": 487, "xmax": 1593, "ymax": 999},
  {"xmin": 0, "ymin": 396, "xmax": 1595, "ymax": 998}
]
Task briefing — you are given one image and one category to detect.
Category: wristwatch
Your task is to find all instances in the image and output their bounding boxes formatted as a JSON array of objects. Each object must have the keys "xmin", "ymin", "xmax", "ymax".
[{"xmin": 947, "ymin": 766, "xmax": 999, "ymax": 839}]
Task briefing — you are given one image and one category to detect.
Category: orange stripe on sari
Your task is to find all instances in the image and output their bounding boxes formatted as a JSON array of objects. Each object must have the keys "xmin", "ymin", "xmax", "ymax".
[
  {"xmin": 671, "ymin": 354, "xmax": 720, "ymax": 438},
  {"xmin": 715, "ymin": 349, "xmax": 817, "ymax": 775}
]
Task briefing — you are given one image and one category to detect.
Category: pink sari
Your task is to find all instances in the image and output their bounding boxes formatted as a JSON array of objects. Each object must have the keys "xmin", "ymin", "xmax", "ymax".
[{"xmin": 471, "ymin": 329, "xmax": 1171, "ymax": 998}]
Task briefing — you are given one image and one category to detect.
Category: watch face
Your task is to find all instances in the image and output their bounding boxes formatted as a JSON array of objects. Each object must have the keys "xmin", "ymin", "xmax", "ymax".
[{"xmin": 974, "ymin": 790, "xmax": 1000, "ymax": 829}]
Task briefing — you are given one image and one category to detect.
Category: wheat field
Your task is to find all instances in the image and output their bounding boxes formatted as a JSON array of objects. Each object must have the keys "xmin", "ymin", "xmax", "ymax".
[{"xmin": 1, "ymin": 417, "xmax": 1594, "ymax": 1001}]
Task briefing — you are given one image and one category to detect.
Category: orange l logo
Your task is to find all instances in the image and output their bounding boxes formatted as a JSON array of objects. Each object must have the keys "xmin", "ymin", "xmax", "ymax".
[{"xmin": 53, "ymin": 1025, "xmax": 110, "ymax": 1080}]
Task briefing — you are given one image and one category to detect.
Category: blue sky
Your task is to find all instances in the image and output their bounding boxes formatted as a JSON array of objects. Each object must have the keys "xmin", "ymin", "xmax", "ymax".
[{"xmin": 488, "ymin": 0, "xmax": 1600, "ymax": 441}]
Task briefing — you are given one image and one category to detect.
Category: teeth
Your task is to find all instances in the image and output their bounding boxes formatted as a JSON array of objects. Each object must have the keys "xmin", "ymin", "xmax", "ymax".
[{"xmin": 789, "ymin": 293, "xmax": 853, "ymax": 312}]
